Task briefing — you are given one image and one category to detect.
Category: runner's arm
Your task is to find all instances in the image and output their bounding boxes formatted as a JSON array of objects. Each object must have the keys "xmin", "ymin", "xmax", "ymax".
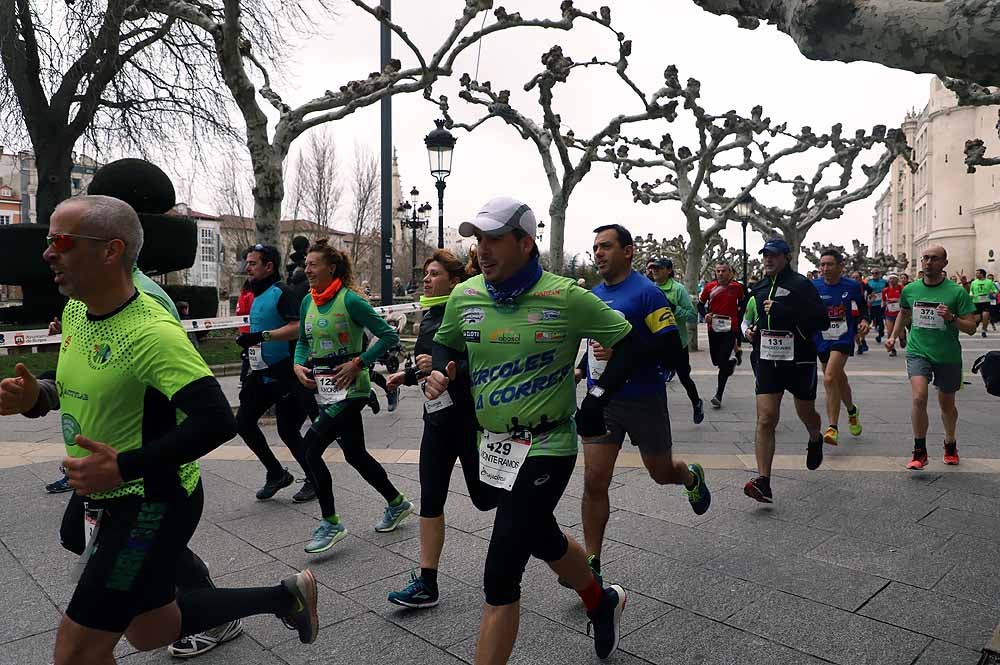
[
  {"xmin": 954, "ymin": 312, "xmax": 978, "ymax": 335},
  {"xmin": 345, "ymin": 291, "xmax": 400, "ymax": 367},
  {"xmin": 23, "ymin": 377, "xmax": 58, "ymax": 418},
  {"xmin": 116, "ymin": 376, "xmax": 237, "ymax": 482},
  {"xmin": 673, "ymin": 286, "xmax": 697, "ymax": 327},
  {"xmin": 293, "ymin": 298, "xmax": 310, "ymax": 365}
]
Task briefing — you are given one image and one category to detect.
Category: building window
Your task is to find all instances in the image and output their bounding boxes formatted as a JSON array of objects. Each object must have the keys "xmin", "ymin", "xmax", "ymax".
[
  {"xmin": 0, "ymin": 213, "xmax": 11, "ymax": 225},
  {"xmin": 0, "ymin": 185, "xmax": 11, "ymax": 197},
  {"xmin": 959, "ymin": 205, "xmax": 962, "ymax": 215}
]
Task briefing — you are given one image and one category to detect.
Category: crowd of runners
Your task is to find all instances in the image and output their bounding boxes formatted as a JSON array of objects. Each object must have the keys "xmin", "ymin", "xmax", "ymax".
[{"xmin": 0, "ymin": 190, "xmax": 989, "ymax": 664}]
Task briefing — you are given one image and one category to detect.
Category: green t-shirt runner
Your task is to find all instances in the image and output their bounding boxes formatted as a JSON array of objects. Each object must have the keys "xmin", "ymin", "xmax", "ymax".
[
  {"xmin": 655, "ymin": 278, "xmax": 694, "ymax": 348},
  {"xmin": 969, "ymin": 277, "xmax": 998, "ymax": 305},
  {"xmin": 899, "ymin": 279, "xmax": 975, "ymax": 365},
  {"xmin": 433, "ymin": 271, "xmax": 631, "ymax": 458},
  {"xmin": 58, "ymin": 291, "xmax": 212, "ymax": 499}
]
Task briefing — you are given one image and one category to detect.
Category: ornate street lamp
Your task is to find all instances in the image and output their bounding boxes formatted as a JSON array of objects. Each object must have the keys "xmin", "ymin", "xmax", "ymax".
[
  {"xmin": 398, "ymin": 186, "xmax": 431, "ymax": 289},
  {"xmin": 424, "ymin": 119, "xmax": 456, "ymax": 249},
  {"xmin": 536, "ymin": 219, "xmax": 546, "ymax": 243},
  {"xmin": 734, "ymin": 193, "xmax": 755, "ymax": 287}
]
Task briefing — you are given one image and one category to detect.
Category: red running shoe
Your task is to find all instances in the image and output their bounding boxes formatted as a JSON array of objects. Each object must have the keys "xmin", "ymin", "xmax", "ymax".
[
  {"xmin": 906, "ymin": 449, "xmax": 929, "ymax": 471},
  {"xmin": 943, "ymin": 442, "xmax": 960, "ymax": 466}
]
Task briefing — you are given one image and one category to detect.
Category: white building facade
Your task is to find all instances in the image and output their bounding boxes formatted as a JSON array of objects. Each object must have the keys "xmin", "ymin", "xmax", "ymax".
[{"xmin": 873, "ymin": 78, "xmax": 1000, "ymax": 276}]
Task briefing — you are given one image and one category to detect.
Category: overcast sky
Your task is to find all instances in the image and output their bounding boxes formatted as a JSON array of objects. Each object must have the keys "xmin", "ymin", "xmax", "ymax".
[{"xmin": 169, "ymin": 0, "xmax": 934, "ymax": 268}]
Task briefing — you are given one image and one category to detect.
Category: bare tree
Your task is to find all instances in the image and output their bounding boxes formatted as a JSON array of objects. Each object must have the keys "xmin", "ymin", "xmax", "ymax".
[
  {"xmin": 0, "ymin": 0, "xmax": 232, "ymax": 224},
  {"xmin": 596, "ymin": 65, "xmax": 911, "ymax": 288},
  {"xmin": 802, "ymin": 239, "xmax": 908, "ymax": 275},
  {"xmin": 299, "ymin": 128, "xmax": 342, "ymax": 228},
  {"xmin": 427, "ymin": 7, "xmax": 681, "ymax": 270},
  {"xmin": 348, "ymin": 144, "xmax": 379, "ymax": 265},
  {"xmin": 146, "ymin": 0, "xmax": 603, "ymax": 246}
]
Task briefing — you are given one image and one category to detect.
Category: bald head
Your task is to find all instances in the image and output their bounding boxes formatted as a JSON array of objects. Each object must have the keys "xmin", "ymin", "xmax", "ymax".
[
  {"xmin": 55, "ymin": 195, "xmax": 144, "ymax": 268},
  {"xmin": 919, "ymin": 244, "xmax": 949, "ymax": 281}
]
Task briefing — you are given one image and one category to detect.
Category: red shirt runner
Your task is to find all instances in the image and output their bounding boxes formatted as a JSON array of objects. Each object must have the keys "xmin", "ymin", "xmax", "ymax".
[
  {"xmin": 882, "ymin": 285, "xmax": 903, "ymax": 317},
  {"xmin": 699, "ymin": 280, "xmax": 745, "ymax": 328}
]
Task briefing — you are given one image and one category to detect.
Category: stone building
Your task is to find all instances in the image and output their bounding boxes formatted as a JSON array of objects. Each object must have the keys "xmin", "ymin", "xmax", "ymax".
[
  {"xmin": 873, "ymin": 78, "xmax": 1000, "ymax": 276},
  {"xmin": 0, "ymin": 150, "xmax": 99, "ymax": 225}
]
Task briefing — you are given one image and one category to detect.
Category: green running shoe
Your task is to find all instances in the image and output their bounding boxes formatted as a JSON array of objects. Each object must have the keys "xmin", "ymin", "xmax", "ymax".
[
  {"xmin": 375, "ymin": 499, "xmax": 414, "ymax": 532},
  {"xmin": 305, "ymin": 520, "xmax": 347, "ymax": 554},
  {"xmin": 847, "ymin": 406, "xmax": 862, "ymax": 437},
  {"xmin": 683, "ymin": 463, "xmax": 711, "ymax": 515}
]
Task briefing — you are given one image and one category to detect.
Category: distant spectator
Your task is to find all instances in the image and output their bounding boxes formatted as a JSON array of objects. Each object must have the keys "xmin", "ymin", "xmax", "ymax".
[
  {"xmin": 236, "ymin": 279, "xmax": 254, "ymax": 334},
  {"xmin": 466, "ymin": 245, "xmax": 481, "ymax": 277}
]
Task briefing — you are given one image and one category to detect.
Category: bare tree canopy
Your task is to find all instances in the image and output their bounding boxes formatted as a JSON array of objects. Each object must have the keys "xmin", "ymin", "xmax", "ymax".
[
  {"xmin": 147, "ymin": 0, "xmax": 606, "ymax": 246},
  {"xmin": 0, "ymin": 0, "xmax": 232, "ymax": 224},
  {"xmin": 348, "ymin": 144, "xmax": 379, "ymax": 266},
  {"xmin": 688, "ymin": 0, "xmax": 1000, "ymax": 86},
  {"xmin": 802, "ymin": 239, "xmax": 908, "ymax": 275},
  {"xmin": 427, "ymin": 6, "xmax": 682, "ymax": 270},
  {"xmin": 298, "ymin": 128, "xmax": 342, "ymax": 228}
]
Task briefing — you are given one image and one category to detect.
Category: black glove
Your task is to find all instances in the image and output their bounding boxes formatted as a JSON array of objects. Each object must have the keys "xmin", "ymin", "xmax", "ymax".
[
  {"xmin": 236, "ymin": 331, "xmax": 264, "ymax": 349},
  {"xmin": 574, "ymin": 394, "xmax": 607, "ymax": 437}
]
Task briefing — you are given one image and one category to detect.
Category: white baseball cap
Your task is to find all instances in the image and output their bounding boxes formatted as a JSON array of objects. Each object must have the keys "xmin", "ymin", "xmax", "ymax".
[{"xmin": 459, "ymin": 196, "xmax": 537, "ymax": 239}]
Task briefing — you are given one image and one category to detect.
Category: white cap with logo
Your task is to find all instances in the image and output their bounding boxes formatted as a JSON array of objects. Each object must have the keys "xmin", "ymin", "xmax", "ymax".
[{"xmin": 459, "ymin": 196, "xmax": 537, "ymax": 239}]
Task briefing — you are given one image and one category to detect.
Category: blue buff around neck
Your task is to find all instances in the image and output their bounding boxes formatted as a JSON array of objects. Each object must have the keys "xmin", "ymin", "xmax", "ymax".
[{"xmin": 485, "ymin": 257, "xmax": 543, "ymax": 304}]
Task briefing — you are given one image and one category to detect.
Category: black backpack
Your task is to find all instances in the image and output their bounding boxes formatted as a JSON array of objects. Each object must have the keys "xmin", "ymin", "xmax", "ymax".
[{"xmin": 972, "ymin": 351, "xmax": 1000, "ymax": 396}]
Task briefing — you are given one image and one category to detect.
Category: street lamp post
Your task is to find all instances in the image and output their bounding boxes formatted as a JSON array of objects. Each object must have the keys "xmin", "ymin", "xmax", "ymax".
[
  {"xmin": 536, "ymin": 220, "xmax": 546, "ymax": 243},
  {"xmin": 424, "ymin": 119, "xmax": 456, "ymax": 249},
  {"xmin": 734, "ymin": 193, "xmax": 755, "ymax": 287},
  {"xmin": 398, "ymin": 186, "xmax": 431, "ymax": 290}
]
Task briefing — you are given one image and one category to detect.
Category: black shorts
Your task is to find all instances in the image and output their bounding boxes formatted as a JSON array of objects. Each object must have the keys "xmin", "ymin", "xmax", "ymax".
[
  {"xmin": 975, "ymin": 302, "xmax": 991, "ymax": 315},
  {"xmin": 484, "ymin": 455, "xmax": 575, "ymax": 606},
  {"xmin": 65, "ymin": 481, "xmax": 202, "ymax": 633},
  {"xmin": 818, "ymin": 344, "xmax": 854, "ymax": 365},
  {"xmin": 599, "ymin": 393, "xmax": 672, "ymax": 456},
  {"xmin": 707, "ymin": 330, "xmax": 736, "ymax": 367},
  {"xmin": 755, "ymin": 360, "xmax": 818, "ymax": 401}
]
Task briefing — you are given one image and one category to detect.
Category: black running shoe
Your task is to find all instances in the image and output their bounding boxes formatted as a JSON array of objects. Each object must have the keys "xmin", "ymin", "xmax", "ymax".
[
  {"xmin": 743, "ymin": 476, "xmax": 773, "ymax": 503},
  {"xmin": 366, "ymin": 390, "xmax": 381, "ymax": 414},
  {"xmin": 387, "ymin": 388, "xmax": 399, "ymax": 413},
  {"xmin": 256, "ymin": 469, "xmax": 294, "ymax": 501},
  {"xmin": 280, "ymin": 569, "xmax": 320, "ymax": 644},
  {"xmin": 587, "ymin": 584, "xmax": 627, "ymax": 660},
  {"xmin": 45, "ymin": 474, "xmax": 74, "ymax": 494},
  {"xmin": 806, "ymin": 437, "xmax": 823, "ymax": 471},
  {"xmin": 693, "ymin": 399, "xmax": 705, "ymax": 425},
  {"xmin": 292, "ymin": 481, "xmax": 316, "ymax": 503}
]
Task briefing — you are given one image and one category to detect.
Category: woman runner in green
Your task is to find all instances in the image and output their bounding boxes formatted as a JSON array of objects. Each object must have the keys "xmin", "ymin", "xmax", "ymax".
[{"xmin": 293, "ymin": 240, "xmax": 413, "ymax": 554}]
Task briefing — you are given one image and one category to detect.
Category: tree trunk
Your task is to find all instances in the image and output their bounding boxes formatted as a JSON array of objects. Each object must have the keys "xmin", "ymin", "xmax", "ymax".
[
  {"xmin": 784, "ymin": 226, "xmax": 804, "ymax": 272},
  {"xmin": 33, "ymin": 145, "xmax": 75, "ymax": 226},
  {"xmin": 251, "ymin": 151, "xmax": 284, "ymax": 246},
  {"xmin": 548, "ymin": 200, "xmax": 566, "ymax": 272},
  {"xmin": 683, "ymin": 214, "xmax": 704, "ymax": 352}
]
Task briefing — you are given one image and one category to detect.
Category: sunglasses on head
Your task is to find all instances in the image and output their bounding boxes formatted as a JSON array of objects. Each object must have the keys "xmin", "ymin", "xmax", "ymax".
[{"xmin": 45, "ymin": 233, "xmax": 112, "ymax": 252}]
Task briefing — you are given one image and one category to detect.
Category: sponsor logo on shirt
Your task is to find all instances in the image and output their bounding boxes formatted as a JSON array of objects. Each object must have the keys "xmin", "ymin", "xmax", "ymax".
[
  {"xmin": 88, "ymin": 342, "xmax": 113, "ymax": 369},
  {"xmin": 532, "ymin": 289, "xmax": 562, "ymax": 297},
  {"xmin": 317, "ymin": 319, "xmax": 329, "ymax": 328},
  {"xmin": 464, "ymin": 288, "xmax": 480, "ymax": 296},
  {"xmin": 62, "ymin": 335, "xmax": 72, "ymax": 351},
  {"xmin": 527, "ymin": 308, "xmax": 561, "ymax": 323},
  {"xmin": 489, "ymin": 328, "xmax": 521, "ymax": 344},
  {"xmin": 56, "ymin": 381, "xmax": 89, "ymax": 401},
  {"xmin": 534, "ymin": 330, "xmax": 565, "ymax": 343},
  {"xmin": 338, "ymin": 332, "xmax": 350, "ymax": 344},
  {"xmin": 461, "ymin": 307, "xmax": 485, "ymax": 324},
  {"xmin": 61, "ymin": 413, "xmax": 82, "ymax": 446},
  {"xmin": 463, "ymin": 330, "xmax": 481, "ymax": 343}
]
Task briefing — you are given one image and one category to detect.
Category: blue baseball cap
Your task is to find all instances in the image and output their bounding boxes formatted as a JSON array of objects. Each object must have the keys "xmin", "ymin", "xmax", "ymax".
[{"xmin": 759, "ymin": 238, "xmax": 791, "ymax": 255}]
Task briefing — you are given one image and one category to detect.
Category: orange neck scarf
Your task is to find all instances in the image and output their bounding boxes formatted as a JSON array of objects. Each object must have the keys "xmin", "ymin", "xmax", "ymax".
[{"xmin": 311, "ymin": 277, "xmax": 343, "ymax": 306}]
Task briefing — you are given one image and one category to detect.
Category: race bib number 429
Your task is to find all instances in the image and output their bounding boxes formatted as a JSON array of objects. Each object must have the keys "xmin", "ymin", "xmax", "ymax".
[{"xmin": 479, "ymin": 428, "xmax": 532, "ymax": 491}]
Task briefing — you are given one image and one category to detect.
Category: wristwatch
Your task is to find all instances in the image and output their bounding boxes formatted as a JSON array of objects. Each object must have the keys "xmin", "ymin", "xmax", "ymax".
[
  {"xmin": 261, "ymin": 330, "xmax": 273, "ymax": 342},
  {"xmin": 352, "ymin": 357, "xmax": 365, "ymax": 370}
]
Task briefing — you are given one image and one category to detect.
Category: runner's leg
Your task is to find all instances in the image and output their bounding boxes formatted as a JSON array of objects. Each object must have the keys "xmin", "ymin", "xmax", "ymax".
[
  {"xmin": 582, "ymin": 440, "xmax": 621, "ymax": 559},
  {"xmin": 754, "ymin": 393, "xmax": 782, "ymax": 477},
  {"xmin": 910, "ymin": 376, "xmax": 930, "ymax": 440},
  {"xmin": 793, "ymin": 397, "xmax": 822, "ymax": 441},
  {"xmin": 937, "ymin": 389, "xmax": 958, "ymax": 443},
  {"xmin": 822, "ymin": 352, "xmax": 850, "ymax": 428},
  {"xmin": 674, "ymin": 348, "xmax": 701, "ymax": 407},
  {"xmin": 335, "ymin": 406, "xmax": 402, "ymax": 504},
  {"xmin": 417, "ymin": 419, "xmax": 461, "ymax": 571},
  {"xmin": 236, "ymin": 374, "xmax": 284, "ymax": 478}
]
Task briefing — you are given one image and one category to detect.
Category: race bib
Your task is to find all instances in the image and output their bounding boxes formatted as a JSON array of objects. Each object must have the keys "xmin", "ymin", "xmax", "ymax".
[
  {"xmin": 976, "ymin": 294, "xmax": 990, "ymax": 303},
  {"xmin": 887, "ymin": 301, "xmax": 900, "ymax": 314},
  {"xmin": 314, "ymin": 368, "xmax": 349, "ymax": 406},
  {"xmin": 760, "ymin": 330, "xmax": 794, "ymax": 361},
  {"xmin": 913, "ymin": 301, "xmax": 945, "ymax": 330},
  {"xmin": 421, "ymin": 379, "xmax": 453, "ymax": 413},
  {"xmin": 711, "ymin": 316, "xmax": 732, "ymax": 333},
  {"xmin": 871, "ymin": 295, "xmax": 882, "ymax": 305},
  {"xmin": 822, "ymin": 319, "xmax": 847, "ymax": 341},
  {"xmin": 74, "ymin": 505, "xmax": 104, "ymax": 583},
  {"xmin": 479, "ymin": 428, "xmax": 532, "ymax": 491},
  {"xmin": 587, "ymin": 341, "xmax": 607, "ymax": 381},
  {"xmin": 247, "ymin": 344, "xmax": 268, "ymax": 371}
]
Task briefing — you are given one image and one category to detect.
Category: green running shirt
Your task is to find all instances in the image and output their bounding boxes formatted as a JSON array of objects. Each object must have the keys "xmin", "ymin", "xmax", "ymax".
[
  {"xmin": 57, "ymin": 291, "xmax": 211, "ymax": 499},
  {"xmin": 969, "ymin": 278, "xmax": 998, "ymax": 304},
  {"xmin": 433, "ymin": 271, "xmax": 632, "ymax": 458},
  {"xmin": 294, "ymin": 288, "xmax": 399, "ymax": 413},
  {"xmin": 899, "ymin": 279, "xmax": 975, "ymax": 365}
]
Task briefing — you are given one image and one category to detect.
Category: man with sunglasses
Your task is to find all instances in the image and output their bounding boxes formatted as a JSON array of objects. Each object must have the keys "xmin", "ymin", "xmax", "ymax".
[
  {"xmin": 236, "ymin": 243, "xmax": 317, "ymax": 502},
  {"xmin": 1, "ymin": 195, "xmax": 320, "ymax": 665},
  {"xmin": 886, "ymin": 246, "xmax": 976, "ymax": 469},
  {"xmin": 646, "ymin": 257, "xmax": 704, "ymax": 423}
]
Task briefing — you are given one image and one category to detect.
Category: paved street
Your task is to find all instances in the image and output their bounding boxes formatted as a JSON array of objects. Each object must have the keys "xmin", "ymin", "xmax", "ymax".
[{"xmin": 1, "ymin": 329, "xmax": 999, "ymax": 664}]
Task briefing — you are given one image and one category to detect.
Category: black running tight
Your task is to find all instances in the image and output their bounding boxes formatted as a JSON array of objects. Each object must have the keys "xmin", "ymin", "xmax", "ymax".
[{"xmin": 303, "ymin": 398, "xmax": 400, "ymax": 518}]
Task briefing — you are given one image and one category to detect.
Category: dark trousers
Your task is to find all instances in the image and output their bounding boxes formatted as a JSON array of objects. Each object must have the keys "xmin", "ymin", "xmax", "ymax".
[{"xmin": 237, "ymin": 367, "xmax": 312, "ymax": 481}]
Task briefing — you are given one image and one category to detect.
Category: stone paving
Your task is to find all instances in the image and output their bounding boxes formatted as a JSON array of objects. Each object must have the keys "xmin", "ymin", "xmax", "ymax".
[{"xmin": 1, "ymin": 330, "xmax": 999, "ymax": 664}]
